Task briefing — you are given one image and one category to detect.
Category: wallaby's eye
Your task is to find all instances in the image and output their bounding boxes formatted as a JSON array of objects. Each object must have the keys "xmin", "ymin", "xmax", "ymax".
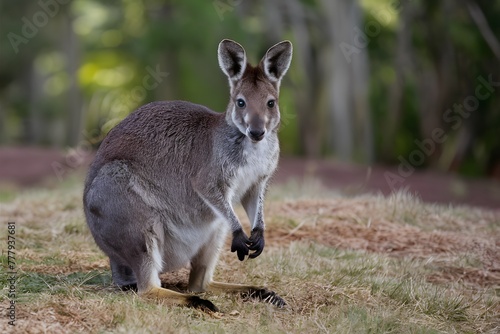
[
  {"xmin": 236, "ymin": 99, "xmax": 246, "ymax": 108},
  {"xmin": 267, "ymin": 100, "xmax": 275, "ymax": 108}
]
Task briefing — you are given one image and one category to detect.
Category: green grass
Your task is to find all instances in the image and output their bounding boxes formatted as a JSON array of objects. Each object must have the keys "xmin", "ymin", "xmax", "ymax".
[{"xmin": 0, "ymin": 174, "xmax": 499, "ymax": 333}]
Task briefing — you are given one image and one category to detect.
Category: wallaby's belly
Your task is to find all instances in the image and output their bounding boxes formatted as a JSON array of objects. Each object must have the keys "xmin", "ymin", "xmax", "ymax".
[
  {"xmin": 85, "ymin": 160, "xmax": 223, "ymax": 272},
  {"xmin": 158, "ymin": 216, "xmax": 228, "ymax": 272}
]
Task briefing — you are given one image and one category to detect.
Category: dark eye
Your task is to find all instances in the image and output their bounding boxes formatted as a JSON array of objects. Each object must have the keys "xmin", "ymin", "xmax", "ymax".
[
  {"xmin": 267, "ymin": 100, "xmax": 275, "ymax": 108},
  {"xmin": 236, "ymin": 99, "xmax": 246, "ymax": 108}
]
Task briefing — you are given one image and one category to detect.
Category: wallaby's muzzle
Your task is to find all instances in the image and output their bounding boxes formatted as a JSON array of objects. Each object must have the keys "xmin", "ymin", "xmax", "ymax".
[
  {"xmin": 248, "ymin": 128, "xmax": 266, "ymax": 142},
  {"xmin": 245, "ymin": 112, "xmax": 267, "ymax": 142}
]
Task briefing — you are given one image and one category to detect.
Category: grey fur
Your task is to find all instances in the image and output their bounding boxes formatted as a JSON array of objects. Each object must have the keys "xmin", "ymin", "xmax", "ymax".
[{"xmin": 83, "ymin": 40, "xmax": 293, "ymax": 307}]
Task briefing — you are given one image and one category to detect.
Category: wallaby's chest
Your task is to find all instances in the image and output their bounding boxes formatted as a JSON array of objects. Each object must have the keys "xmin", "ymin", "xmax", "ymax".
[{"xmin": 228, "ymin": 137, "xmax": 278, "ymax": 202}]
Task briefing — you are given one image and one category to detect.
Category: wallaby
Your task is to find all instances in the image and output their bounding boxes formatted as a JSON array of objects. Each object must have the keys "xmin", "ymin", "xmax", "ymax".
[{"xmin": 83, "ymin": 39, "xmax": 292, "ymax": 312}]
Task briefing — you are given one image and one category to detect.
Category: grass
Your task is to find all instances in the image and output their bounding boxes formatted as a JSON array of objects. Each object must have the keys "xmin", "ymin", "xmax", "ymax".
[{"xmin": 0, "ymin": 174, "xmax": 499, "ymax": 333}]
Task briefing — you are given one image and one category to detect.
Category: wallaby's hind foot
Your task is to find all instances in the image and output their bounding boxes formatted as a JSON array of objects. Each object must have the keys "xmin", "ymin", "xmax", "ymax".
[
  {"xmin": 207, "ymin": 281, "xmax": 286, "ymax": 308},
  {"xmin": 242, "ymin": 288, "xmax": 286, "ymax": 308},
  {"xmin": 141, "ymin": 286, "xmax": 219, "ymax": 313},
  {"xmin": 185, "ymin": 295, "xmax": 220, "ymax": 313},
  {"xmin": 110, "ymin": 261, "xmax": 137, "ymax": 290}
]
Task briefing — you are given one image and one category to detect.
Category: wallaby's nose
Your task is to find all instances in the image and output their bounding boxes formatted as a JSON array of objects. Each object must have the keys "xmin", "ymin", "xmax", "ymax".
[{"xmin": 248, "ymin": 129, "xmax": 266, "ymax": 142}]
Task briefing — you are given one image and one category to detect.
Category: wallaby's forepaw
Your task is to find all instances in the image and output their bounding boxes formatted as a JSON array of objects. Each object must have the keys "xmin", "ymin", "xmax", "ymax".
[
  {"xmin": 186, "ymin": 295, "xmax": 219, "ymax": 313},
  {"xmin": 231, "ymin": 229, "xmax": 250, "ymax": 261},
  {"xmin": 231, "ymin": 228, "xmax": 266, "ymax": 261},
  {"xmin": 248, "ymin": 228, "xmax": 265, "ymax": 259},
  {"xmin": 243, "ymin": 288, "xmax": 286, "ymax": 308}
]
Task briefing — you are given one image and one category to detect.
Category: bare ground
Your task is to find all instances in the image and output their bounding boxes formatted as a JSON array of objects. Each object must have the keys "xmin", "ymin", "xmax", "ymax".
[{"xmin": 1, "ymin": 147, "xmax": 499, "ymax": 208}]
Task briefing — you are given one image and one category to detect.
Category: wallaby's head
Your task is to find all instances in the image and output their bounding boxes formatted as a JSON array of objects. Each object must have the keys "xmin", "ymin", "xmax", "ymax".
[{"xmin": 218, "ymin": 39, "xmax": 293, "ymax": 142}]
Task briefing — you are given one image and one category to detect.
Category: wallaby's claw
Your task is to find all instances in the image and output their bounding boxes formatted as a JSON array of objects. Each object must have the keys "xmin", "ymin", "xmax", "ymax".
[
  {"xmin": 243, "ymin": 288, "xmax": 286, "ymax": 308},
  {"xmin": 119, "ymin": 283, "xmax": 138, "ymax": 292},
  {"xmin": 187, "ymin": 295, "xmax": 219, "ymax": 313},
  {"xmin": 231, "ymin": 229, "xmax": 250, "ymax": 261},
  {"xmin": 248, "ymin": 228, "xmax": 265, "ymax": 259}
]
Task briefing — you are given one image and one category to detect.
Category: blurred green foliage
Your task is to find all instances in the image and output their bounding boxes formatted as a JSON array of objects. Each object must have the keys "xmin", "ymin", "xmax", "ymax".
[{"xmin": 0, "ymin": 0, "xmax": 499, "ymax": 177}]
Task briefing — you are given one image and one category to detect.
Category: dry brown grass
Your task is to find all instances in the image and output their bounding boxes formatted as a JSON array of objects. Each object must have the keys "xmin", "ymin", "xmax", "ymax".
[
  {"xmin": 1, "ymin": 175, "xmax": 499, "ymax": 333},
  {"xmin": 264, "ymin": 195, "xmax": 500, "ymax": 288}
]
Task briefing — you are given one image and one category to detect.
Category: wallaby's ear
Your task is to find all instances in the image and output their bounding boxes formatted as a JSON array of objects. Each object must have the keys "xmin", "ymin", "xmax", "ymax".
[
  {"xmin": 261, "ymin": 41, "xmax": 293, "ymax": 84},
  {"xmin": 218, "ymin": 39, "xmax": 247, "ymax": 84}
]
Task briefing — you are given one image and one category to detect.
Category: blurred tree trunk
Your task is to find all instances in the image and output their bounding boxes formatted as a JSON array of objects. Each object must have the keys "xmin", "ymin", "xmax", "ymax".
[
  {"xmin": 382, "ymin": 1, "xmax": 415, "ymax": 161},
  {"xmin": 27, "ymin": 63, "xmax": 44, "ymax": 144},
  {"xmin": 64, "ymin": 9, "xmax": 83, "ymax": 147},
  {"xmin": 323, "ymin": 0, "xmax": 373, "ymax": 162},
  {"xmin": 347, "ymin": 1, "xmax": 373, "ymax": 163},
  {"xmin": 326, "ymin": 0, "xmax": 353, "ymax": 161},
  {"xmin": 0, "ymin": 100, "xmax": 4, "ymax": 144},
  {"xmin": 444, "ymin": 0, "xmax": 500, "ymax": 172},
  {"xmin": 417, "ymin": 0, "xmax": 455, "ymax": 167},
  {"xmin": 466, "ymin": 0, "xmax": 500, "ymax": 62},
  {"xmin": 283, "ymin": 0, "xmax": 324, "ymax": 157}
]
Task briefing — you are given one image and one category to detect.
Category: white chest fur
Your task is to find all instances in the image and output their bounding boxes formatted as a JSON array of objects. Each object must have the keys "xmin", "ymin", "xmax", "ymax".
[{"xmin": 228, "ymin": 136, "xmax": 278, "ymax": 203}]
